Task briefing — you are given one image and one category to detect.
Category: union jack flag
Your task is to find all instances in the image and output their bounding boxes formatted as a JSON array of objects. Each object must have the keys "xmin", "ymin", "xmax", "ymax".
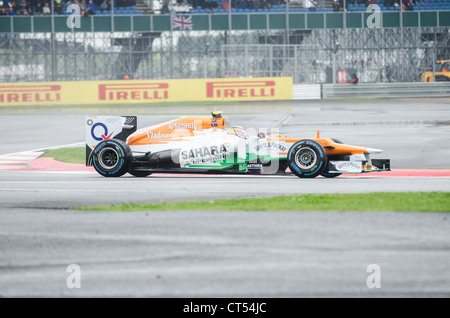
[{"xmin": 171, "ymin": 14, "xmax": 193, "ymax": 30}]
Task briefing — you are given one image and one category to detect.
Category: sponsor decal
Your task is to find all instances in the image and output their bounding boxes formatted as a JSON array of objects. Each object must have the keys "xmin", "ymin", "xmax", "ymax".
[
  {"xmin": 91, "ymin": 122, "xmax": 114, "ymax": 142},
  {"xmin": 304, "ymin": 162, "xmax": 322, "ymax": 176},
  {"xmin": 181, "ymin": 144, "xmax": 228, "ymax": 164},
  {"xmin": 211, "ymin": 118, "xmax": 219, "ymax": 127},
  {"xmin": 247, "ymin": 163, "xmax": 262, "ymax": 169},
  {"xmin": 146, "ymin": 132, "xmax": 172, "ymax": 139},
  {"xmin": 98, "ymin": 83, "xmax": 169, "ymax": 101},
  {"xmin": 255, "ymin": 142, "xmax": 287, "ymax": 152},
  {"xmin": 206, "ymin": 81, "xmax": 276, "ymax": 99},
  {"xmin": 169, "ymin": 122, "xmax": 197, "ymax": 130},
  {"xmin": 0, "ymin": 85, "xmax": 61, "ymax": 104},
  {"xmin": 335, "ymin": 161, "xmax": 361, "ymax": 171},
  {"xmin": 289, "ymin": 162, "xmax": 302, "ymax": 174}
]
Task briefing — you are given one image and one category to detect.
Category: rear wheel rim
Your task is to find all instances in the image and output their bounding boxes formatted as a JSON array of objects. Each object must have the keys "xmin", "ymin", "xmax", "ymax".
[
  {"xmin": 98, "ymin": 148, "xmax": 119, "ymax": 170},
  {"xmin": 294, "ymin": 147, "xmax": 317, "ymax": 170}
]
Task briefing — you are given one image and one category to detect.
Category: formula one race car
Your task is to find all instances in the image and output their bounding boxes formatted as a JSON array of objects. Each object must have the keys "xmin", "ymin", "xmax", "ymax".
[{"xmin": 86, "ymin": 112, "xmax": 390, "ymax": 178}]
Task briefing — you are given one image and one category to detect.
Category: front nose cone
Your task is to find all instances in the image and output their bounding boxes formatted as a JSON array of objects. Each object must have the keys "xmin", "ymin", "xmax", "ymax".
[{"xmin": 366, "ymin": 147, "xmax": 383, "ymax": 154}]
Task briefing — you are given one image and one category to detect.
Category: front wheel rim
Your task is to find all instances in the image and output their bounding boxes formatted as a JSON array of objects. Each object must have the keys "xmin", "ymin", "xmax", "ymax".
[{"xmin": 294, "ymin": 147, "xmax": 317, "ymax": 170}]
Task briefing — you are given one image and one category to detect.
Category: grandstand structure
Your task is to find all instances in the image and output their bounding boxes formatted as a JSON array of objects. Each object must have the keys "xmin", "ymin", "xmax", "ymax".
[{"xmin": 0, "ymin": 0, "xmax": 449, "ymax": 83}]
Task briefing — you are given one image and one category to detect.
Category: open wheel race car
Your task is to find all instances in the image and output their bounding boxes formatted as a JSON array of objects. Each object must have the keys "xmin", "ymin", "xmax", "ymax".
[{"xmin": 86, "ymin": 112, "xmax": 390, "ymax": 178}]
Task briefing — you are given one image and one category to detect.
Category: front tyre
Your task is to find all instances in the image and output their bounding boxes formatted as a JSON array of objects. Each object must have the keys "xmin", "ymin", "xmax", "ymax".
[
  {"xmin": 92, "ymin": 139, "xmax": 132, "ymax": 177},
  {"xmin": 321, "ymin": 138, "xmax": 344, "ymax": 178},
  {"xmin": 321, "ymin": 167, "xmax": 342, "ymax": 178},
  {"xmin": 287, "ymin": 139, "xmax": 327, "ymax": 178}
]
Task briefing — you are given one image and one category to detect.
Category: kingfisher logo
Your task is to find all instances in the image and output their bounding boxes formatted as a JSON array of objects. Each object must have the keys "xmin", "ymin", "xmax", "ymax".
[
  {"xmin": 168, "ymin": 122, "xmax": 197, "ymax": 130},
  {"xmin": 98, "ymin": 83, "xmax": 169, "ymax": 101},
  {"xmin": 91, "ymin": 122, "xmax": 114, "ymax": 141},
  {"xmin": 206, "ymin": 81, "xmax": 276, "ymax": 99},
  {"xmin": 0, "ymin": 85, "xmax": 61, "ymax": 103}
]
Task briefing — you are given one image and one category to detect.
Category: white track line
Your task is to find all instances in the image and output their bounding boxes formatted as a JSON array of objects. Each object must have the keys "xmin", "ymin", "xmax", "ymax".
[
  {"xmin": 0, "ymin": 151, "xmax": 43, "ymax": 170},
  {"xmin": 26, "ymin": 142, "xmax": 85, "ymax": 153},
  {"xmin": 273, "ymin": 115, "xmax": 293, "ymax": 128},
  {"xmin": 0, "ymin": 142, "xmax": 84, "ymax": 171}
]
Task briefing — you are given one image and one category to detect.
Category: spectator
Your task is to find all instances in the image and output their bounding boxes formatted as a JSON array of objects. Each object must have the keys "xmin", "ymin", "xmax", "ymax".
[
  {"xmin": 221, "ymin": 0, "xmax": 229, "ymax": 9},
  {"xmin": 160, "ymin": 1, "xmax": 170, "ymax": 13},
  {"xmin": 18, "ymin": 0, "xmax": 27, "ymax": 14},
  {"xmin": 8, "ymin": 5, "xmax": 16, "ymax": 15},
  {"xmin": 333, "ymin": 0, "xmax": 340, "ymax": 11},
  {"xmin": 259, "ymin": 0, "xmax": 268, "ymax": 9},
  {"xmin": 193, "ymin": 0, "xmax": 203, "ymax": 8},
  {"xmin": 221, "ymin": 0, "xmax": 235, "ymax": 9},
  {"xmin": 404, "ymin": 0, "xmax": 413, "ymax": 10},
  {"xmin": 100, "ymin": 0, "xmax": 108, "ymax": 11},
  {"xmin": 384, "ymin": 0, "xmax": 392, "ymax": 7},
  {"xmin": 87, "ymin": 0, "xmax": 96, "ymax": 14},
  {"xmin": 350, "ymin": 73, "xmax": 359, "ymax": 84},
  {"xmin": 55, "ymin": 2, "xmax": 63, "ymax": 14},
  {"xmin": 35, "ymin": 2, "xmax": 42, "ymax": 14},
  {"xmin": 172, "ymin": 0, "xmax": 189, "ymax": 13},
  {"xmin": 42, "ymin": 2, "xmax": 50, "ymax": 15},
  {"xmin": 80, "ymin": 0, "xmax": 87, "ymax": 15},
  {"xmin": 209, "ymin": 0, "xmax": 218, "ymax": 9},
  {"xmin": 235, "ymin": 0, "xmax": 246, "ymax": 9}
]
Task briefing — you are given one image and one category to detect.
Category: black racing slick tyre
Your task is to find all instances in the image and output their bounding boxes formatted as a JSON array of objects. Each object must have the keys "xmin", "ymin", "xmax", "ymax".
[
  {"xmin": 321, "ymin": 166, "xmax": 342, "ymax": 178},
  {"xmin": 92, "ymin": 139, "xmax": 132, "ymax": 177},
  {"xmin": 287, "ymin": 139, "xmax": 327, "ymax": 178},
  {"xmin": 321, "ymin": 138, "xmax": 344, "ymax": 178},
  {"xmin": 128, "ymin": 170, "xmax": 152, "ymax": 177}
]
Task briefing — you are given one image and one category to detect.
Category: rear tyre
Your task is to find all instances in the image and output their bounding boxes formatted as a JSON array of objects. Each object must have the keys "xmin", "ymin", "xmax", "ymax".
[
  {"xmin": 287, "ymin": 140, "xmax": 327, "ymax": 178},
  {"xmin": 128, "ymin": 170, "xmax": 152, "ymax": 177},
  {"xmin": 92, "ymin": 139, "xmax": 132, "ymax": 177}
]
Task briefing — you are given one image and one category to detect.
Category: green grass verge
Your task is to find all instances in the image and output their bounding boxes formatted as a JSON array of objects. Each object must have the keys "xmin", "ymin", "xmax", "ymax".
[
  {"xmin": 42, "ymin": 147, "xmax": 85, "ymax": 165},
  {"xmin": 74, "ymin": 192, "xmax": 450, "ymax": 212}
]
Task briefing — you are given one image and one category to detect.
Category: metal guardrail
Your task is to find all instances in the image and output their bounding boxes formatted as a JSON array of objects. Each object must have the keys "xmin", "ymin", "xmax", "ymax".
[
  {"xmin": 293, "ymin": 84, "xmax": 321, "ymax": 100},
  {"xmin": 322, "ymin": 82, "xmax": 450, "ymax": 99}
]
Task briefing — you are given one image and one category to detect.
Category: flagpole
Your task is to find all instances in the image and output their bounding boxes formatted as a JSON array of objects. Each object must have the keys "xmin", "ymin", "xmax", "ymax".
[
  {"xmin": 286, "ymin": 0, "xmax": 289, "ymax": 45},
  {"xmin": 228, "ymin": 0, "xmax": 232, "ymax": 32},
  {"xmin": 51, "ymin": 0, "xmax": 56, "ymax": 81},
  {"xmin": 170, "ymin": 10, "xmax": 174, "ymax": 79}
]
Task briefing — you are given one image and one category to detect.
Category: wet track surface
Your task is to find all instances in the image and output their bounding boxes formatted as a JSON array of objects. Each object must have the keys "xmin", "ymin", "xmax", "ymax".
[{"xmin": 1, "ymin": 99, "xmax": 450, "ymax": 297}]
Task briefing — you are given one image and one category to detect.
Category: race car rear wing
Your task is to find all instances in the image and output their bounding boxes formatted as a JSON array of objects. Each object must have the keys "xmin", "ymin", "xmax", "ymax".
[{"xmin": 85, "ymin": 116, "xmax": 137, "ymax": 166}]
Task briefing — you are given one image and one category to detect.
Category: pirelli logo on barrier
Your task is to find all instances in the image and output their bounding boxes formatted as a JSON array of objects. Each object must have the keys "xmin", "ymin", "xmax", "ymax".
[
  {"xmin": 98, "ymin": 83, "xmax": 169, "ymax": 101},
  {"xmin": 0, "ymin": 77, "xmax": 292, "ymax": 106},
  {"xmin": 206, "ymin": 80, "xmax": 276, "ymax": 99},
  {"xmin": 0, "ymin": 85, "xmax": 61, "ymax": 104}
]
